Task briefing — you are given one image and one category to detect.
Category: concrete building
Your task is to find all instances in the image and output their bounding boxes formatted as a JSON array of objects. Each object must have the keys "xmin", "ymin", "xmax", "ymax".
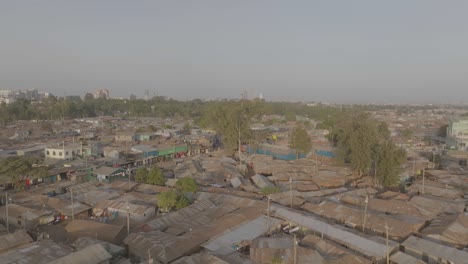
[
  {"xmin": 45, "ymin": 144, "xmax": 82, "ymax": 160},
  {"xmin": 447, "ymin": 118, "xmax": 468, "ymax": 150}
]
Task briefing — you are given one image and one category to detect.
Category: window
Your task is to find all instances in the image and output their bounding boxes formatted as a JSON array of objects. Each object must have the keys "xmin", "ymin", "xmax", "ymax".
[
  {"xmin": 46, "ymin": 151, "xmax": 50, "ymax": 155},
  {"xmin": 65, "ymin": 151, "xmax": 69, "ymax": 156},
  {"xmin": 59, "ymin": 152, "xmax": 63, "ymax": 156},
  {"xmin": 53, "ymin": 151, "xmax": 56, "ymax": 156}
]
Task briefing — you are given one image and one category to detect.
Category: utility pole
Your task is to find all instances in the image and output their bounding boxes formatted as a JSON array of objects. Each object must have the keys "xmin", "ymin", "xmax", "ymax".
[
  {"xmin": 126, "ymin": 194, "xmax": 130, "ymax": 235},
  {"xmin": 293, "ymin": 234, "xmax": 297, "ymax": 264},
  {"xmin": 315, "ymin": 150, "xmax": 318, "ymax": 173},
  {"xmin": 266, "ymin": 196, "xmax": 271, "ymax": 234},
  {"xmin": 5, "ymin": 193, "xmax": 9, "ymax": 233},
  {"xmin": 385, "ymin": 223, "xmax": 390, "ymax": 264},
  {"xmin": 422, "ymin": 169, "xmax": 425, "ymax": 195},
  {"xmin": 70, "ymin": 187, "xmax": 74, "ymax": 221},
  {"xmin": 147, "ymin": 249, "xmax": 153, "ymax": 264},
  {"xmin": 289, "ymin": 177, "xmax": 293, "ymax": 208},
  {"xmin": 128, "ymin": 167, "xmax": 131, "ymax": 191},
  {"xmin": 362, "ymin": 195, "xmax": 368, "ymax": 233}
]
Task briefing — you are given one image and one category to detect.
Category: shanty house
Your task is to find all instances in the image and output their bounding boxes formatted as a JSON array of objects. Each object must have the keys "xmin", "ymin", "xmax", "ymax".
[
  {"xmin": 94, "ymin": 199, "xmax": 156, "ymax": 223},
  {"xmin": 94, "ymin": 167, "xmax": 126, "ymax": 183}
]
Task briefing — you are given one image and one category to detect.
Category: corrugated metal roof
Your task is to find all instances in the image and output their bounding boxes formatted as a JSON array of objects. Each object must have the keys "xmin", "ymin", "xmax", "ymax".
[
  {"xmin": 402, "ymin": 236, "xmax": 468, "ymax": 264},
  {"xmin": 144, "ymin": 199, "xmax": 218, "ymax": 231},
  {"xmin": 251, "ymin": 174, "xmax": 274, "ymax": 189},
  {"xmin": 73, "ymin": 237, "xmax": 125, "ymax": 257},
  {"xmin": 49, "ymin": 244, "xmax": 111, "ymax": 264},
  {"xmin": 95, "ymin": 199, "xmax": 154, "ymax": 215},
  {"xmin": 172, "ymin": 252, "xmax": 229, "ymax": 264},
  {"xmin": 390, "ymin": 251, "xmax": 425, "ymax": 264},
  {"xmin": 202, "ymin": 215, "xmax": 283, "ymax": 255},
  {"xmin": 0, "ymin": 230, "xmax": 33, "ymax": 253},
  {"xmin": 271, "ymin": 204, "xmax": 398, "ymax": 261},
  {"xmin": 94, "ymin": 166, "xmax": 123, "ymax": 176},
  {"xmin": 0, "ymin": 240, "xmax": 71, "ymax": 264}
]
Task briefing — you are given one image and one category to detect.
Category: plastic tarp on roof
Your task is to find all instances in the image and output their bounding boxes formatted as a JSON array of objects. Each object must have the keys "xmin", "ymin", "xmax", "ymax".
[{"xmin": 202, "ymin": 215, "xmax": 283, "ymax": 255}]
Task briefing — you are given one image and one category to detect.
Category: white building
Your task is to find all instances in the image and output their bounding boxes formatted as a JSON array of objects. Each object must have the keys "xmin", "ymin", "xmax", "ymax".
[
  {"xmin": 447, "ymin": 118, "xmax": 468, "ymax": 150},
  {"xmin": 45, "ymin": 144, "xmax": 82, "ymax": 160}
]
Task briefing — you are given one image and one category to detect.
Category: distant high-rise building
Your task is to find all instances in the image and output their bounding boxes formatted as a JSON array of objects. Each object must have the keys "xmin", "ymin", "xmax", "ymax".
[{"xmin": 94, "ymin": 89, "xmax": 110, "ymax": 99}]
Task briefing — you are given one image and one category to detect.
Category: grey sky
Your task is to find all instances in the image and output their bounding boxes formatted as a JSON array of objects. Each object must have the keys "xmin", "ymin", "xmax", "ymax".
[{"xmin": 1, "ymin": 1, "xmax": 467, "ymax": 103}]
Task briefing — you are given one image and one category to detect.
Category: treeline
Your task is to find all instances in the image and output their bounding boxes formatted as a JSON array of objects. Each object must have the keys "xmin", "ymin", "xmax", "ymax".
[{"xmin": 0, "ymin": 96, "xmax": 346, "ymax": 126}]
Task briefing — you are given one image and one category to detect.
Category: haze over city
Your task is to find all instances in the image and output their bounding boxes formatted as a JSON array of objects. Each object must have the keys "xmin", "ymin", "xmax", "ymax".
[{"xmin": 1, "ymin": 1, "xmax": 468, "ymax": 103}]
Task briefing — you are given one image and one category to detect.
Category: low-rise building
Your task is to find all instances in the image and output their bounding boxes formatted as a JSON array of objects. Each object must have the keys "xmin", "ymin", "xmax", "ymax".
[
  {"xmin": 447, "ymin": 118, "xmax": 468, "ymax": 150},
  {"xmin": 94, "ymin": 167, "xmax": 126, "ymax": 183},
  {"xmin": 45, "ymin": 144, "xmax": 82, "ymax": 160}
]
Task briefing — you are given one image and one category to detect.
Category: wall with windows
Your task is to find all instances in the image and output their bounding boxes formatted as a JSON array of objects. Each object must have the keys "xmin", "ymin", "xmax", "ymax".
[{"xmin": 45, "ymin": 146, "xmax": 82, "ymax": 160}]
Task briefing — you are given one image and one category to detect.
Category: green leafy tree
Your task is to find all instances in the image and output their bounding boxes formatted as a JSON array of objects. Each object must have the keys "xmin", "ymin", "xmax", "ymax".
[
  {"xmin": 175, "ymin": 195, "xmax": 190, "ymax": 209},
  {"xmin": 285, "ymin": 112, "xmax": 296, "ymax": 122},
  {"xmin": 183, "ymin": 123, "xmax": 191, "ymax": 134},
  {"xmin": 198, "ymin": 99, "xmax": 261, "ymax": 161},
  {"xmin": 175, "ymin": 177, "xmax": 198, "ymax": 193},
  {"xmin": 0, "ymin": 157, "xmax": 49, "ymax": 185},
  {"xmin": 334, "ymin": 113, "xmax": 379, "ymax": 176},
  {"xmin": 157, "ymin": 190, "xmax": 179, "ymax": 212},
  {"xmin": 135, "ymin": 167, "xmax": 149, "ymax": 183},
  {"xmin": 332, "ymin": 112, "xmax": 405, "ymax": 185},
  {"xmin": 147, "ymin": 167, "xmax": 166, "ymax": 186},
  {"xmin": 271, "ymin": 256, "xmax": 282, "ymax": 264},
  {"xmin": 374, "ymin": 141, "xmax": 406, "ymax": 187},
  {"xmin": 289, "ymin": 125, "xmax": 312, "ymax": 159},
  {"xmin": 401, "ymin": 128, "xmax": 413, "ymax": 140}
]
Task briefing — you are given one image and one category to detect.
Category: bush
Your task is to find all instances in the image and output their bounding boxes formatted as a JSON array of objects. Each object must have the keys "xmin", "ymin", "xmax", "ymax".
[
  {"xmin": 175, "ymin": 177, "xmax": 198, "ymax": 193},
  {"xmin": 261, "ymin": 186, "xmax": 281, "ymax": 195},
  {"xmin": 147, "ymin": 167, "xmax": 166, "ymax": 186},
  {"xmin": 157, "ymin": 190, "xmax": 179, "ymax": 212},
  {"xmin": 135, "ymin": 168, "xmax": 148, "ymax": 183},
  {"xmin": 157, "ymin": 189, "xmax": 192, "ymax": 212},
  {"xmin": 175, "ymin": 195, "xmax": 190, "ymax": 209}
]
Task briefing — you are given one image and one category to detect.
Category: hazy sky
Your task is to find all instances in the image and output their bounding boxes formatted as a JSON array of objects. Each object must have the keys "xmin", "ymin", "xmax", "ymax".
[{"xmin": 1, "ymin": 1, "xmax": 467, "ymax": 103}]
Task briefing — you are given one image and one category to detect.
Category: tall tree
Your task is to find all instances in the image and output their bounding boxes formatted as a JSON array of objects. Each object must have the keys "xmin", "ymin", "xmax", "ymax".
[
  {"xmin": 198, "ymin": 99, "xmax": 260, "ymax": 161},
  {"xmin": 374, "ymin": 141, "xmax": 406, "ymax": 187},
  {"xmin": 289, "ymin": 125, "xmax": 312, "ymax": 159},
  {"xmin": 334, "ymin": 113, "xmax": 396, "ymax": 177}
]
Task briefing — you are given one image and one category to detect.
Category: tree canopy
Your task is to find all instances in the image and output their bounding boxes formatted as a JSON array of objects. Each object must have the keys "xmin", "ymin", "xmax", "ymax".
[
  {"xmin": 198, "ymin": 99, "xmax": 261, "ymax": 150},
  {"xmin": 146, "ymin": 167, "xmax": 166, "ymax": 186},
  {"xmin": 0, "ymin": 157, "xmax": 49, "ymax": 184},
  {"xmin": 135, "ymin": 167, "xmax": 149, "ymax": 183},
  {"xmin": 289, "ymin": 125, "xmax": 312, "ymax": 158},
  {"xmin": 156, "ymin": 190, "xmax": 179, "ymax": 212},
  {"xmin": 175, "ymin": 177, "xmax": 198, "ymax": 193},
  {"xmin": 332, "ymin": 113, "xmax": 406, "ymax": 187}
]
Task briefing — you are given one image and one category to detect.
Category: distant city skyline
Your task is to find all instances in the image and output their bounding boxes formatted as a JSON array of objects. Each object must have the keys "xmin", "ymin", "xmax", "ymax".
[{"xmin": 1, "ymin": 1, "xmax": 467, "ymax": 104}]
